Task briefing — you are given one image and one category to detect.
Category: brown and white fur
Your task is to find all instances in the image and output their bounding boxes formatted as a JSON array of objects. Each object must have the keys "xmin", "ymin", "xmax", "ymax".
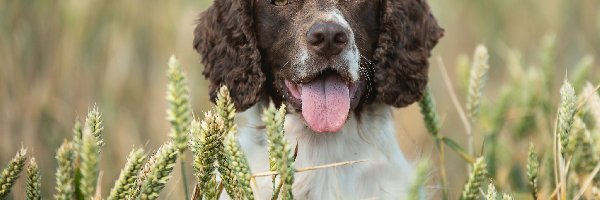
[{"xmin": 193, "ymin": 0, "xmax": 443, "ymax": 199}]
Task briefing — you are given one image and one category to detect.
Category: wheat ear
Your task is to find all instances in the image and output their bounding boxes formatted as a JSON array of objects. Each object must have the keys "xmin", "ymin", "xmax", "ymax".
[
  {"xmin": 108, "ymin": 148, "xmax": 146, "ymax": 200},
  {"xmin": 460, "ymin": 157, "xmax": 487, "ymax": 200},
  {"xmin": 0, "ymin": 148, "xmax": 27, "ymax": 198},
  {"xmin": 55, "ymin": 141, "xmax": 75, "ymax": 200}
]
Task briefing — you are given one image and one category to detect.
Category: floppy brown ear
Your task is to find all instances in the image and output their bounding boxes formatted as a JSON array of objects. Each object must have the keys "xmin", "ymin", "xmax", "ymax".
[
  {"xmin": 372, "ymin": 0, "xmax": 444, "ymax": 107},
  {"xmin": 193, "ymin": 0, "xmax": 264, "ymax": 111}
]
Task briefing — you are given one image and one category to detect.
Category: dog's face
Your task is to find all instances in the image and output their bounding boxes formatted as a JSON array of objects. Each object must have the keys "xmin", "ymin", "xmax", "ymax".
[
  {"xmin": 254, "ymin": 0, "xmax": 380, "ymax": 132},
  {"xmin": 194, "ymin": 0, "xmax": 443, "ymax": 133}
]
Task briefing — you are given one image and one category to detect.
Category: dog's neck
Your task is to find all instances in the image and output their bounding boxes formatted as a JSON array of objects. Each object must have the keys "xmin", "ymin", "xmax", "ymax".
[
  {"xmin": 284, "ymin": 103, "xmax": 410, "ymax": 166},
  {"xmin": 235, "ymin": 102, "xmax": 414, "ymax": 199}
]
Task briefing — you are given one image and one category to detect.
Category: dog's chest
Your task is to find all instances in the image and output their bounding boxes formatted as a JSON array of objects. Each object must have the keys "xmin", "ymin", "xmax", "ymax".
[{"xmin": 235, "ymin": 103, "xmax": 414, "ymax": 199}]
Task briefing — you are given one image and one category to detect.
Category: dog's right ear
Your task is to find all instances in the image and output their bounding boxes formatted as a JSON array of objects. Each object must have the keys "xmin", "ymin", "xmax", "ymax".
[{"xmin": 193, "ymin": 0, "xmax": 265, "ymax": 111}]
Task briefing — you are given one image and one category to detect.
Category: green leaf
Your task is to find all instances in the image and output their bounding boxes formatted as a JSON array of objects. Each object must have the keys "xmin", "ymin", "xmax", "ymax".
[{"xmin": 442, "ymin": 137, "xmax": 475, "ymax": 164}]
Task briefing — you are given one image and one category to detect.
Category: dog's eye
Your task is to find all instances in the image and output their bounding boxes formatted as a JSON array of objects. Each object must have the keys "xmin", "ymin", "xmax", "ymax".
[{"xmin": 271, "ymin": 0, "xmax": 288, "ymax": 6}]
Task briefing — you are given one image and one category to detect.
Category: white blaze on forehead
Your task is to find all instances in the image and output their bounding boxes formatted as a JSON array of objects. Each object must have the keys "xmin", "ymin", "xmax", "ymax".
[
  {"xmin": 324, "ymin": 9, "xmax": 352, "ymax": 30},
  {"xmin": 325, "ymin": 9, "xmax": 360, "ymax": 81}
]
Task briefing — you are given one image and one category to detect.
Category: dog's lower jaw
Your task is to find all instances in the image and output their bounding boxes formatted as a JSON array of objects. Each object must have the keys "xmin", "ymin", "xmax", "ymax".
[{"xmin": 233, "ymin": 102, "xmax": 415, "ymax": 200}]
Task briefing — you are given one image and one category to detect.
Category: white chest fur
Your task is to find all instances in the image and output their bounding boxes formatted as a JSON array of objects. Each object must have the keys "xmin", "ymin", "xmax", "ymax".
[{"xmin": 235, "ymin": 103, "xmax": 414, "ymax": 200}]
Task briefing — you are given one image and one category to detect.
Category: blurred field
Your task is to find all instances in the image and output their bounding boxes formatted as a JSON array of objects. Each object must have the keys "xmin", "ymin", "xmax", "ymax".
[{"xmin": 0, "ymin": 0, "xmax": 599, "ymax": 199}]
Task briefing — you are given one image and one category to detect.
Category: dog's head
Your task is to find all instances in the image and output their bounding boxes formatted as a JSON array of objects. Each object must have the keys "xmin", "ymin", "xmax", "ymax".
[{"xmin": 194, "ymin": 0, "xmax": 443, "ymax": 133}]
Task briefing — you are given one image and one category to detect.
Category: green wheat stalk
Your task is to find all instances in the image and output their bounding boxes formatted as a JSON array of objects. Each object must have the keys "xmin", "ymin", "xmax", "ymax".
[
  {"xmin": 419, "ymin": 87, "xmax": 441, "ymax": 137},
  {"xmin": 418, "ymin": 87, "xmax": 450, "ymax": 200},
  {"xmin": 543, "ymin": 154, "xmax": 557, "ymax": 191},
  {"xmin": 79, "ymin": 126, "xmax": 100, "ymax": 198},
  {"xmin": 456, "ymin": 54, "xmax": 472, "ymax": 92},
  {"xmin": 527, "ymin": 143, "xmax": 539, "ymax": 200},
  {"xmin": 0, "ymin": 147, "xmax": 27, "ymax": 198},
  {"xmin": 489, "ymin": 87, "xmax": 511, "ymax": 135},
  {"xmin": 264, "ymin": 103, "xmax": 295, "ymax": 199},
  {"xmin": 128, "ymin": 152, "xmax": 154, "ymax": 199},
  {"xmin": 73, "ymin": 105, "xmax": 104, "ymax": 200},
  {"xmin": 214, "ymin": 86, "xmax": 238, "ymax": 197},
  {"xmin": 166, "ymin": 55, "xmax": 191, "ymax": 153},
  {"xmin": 566, "ymin": 117, "xmax": 583, "ymax": 160},
  {"xmin": 55, "ymin": 141, "xmax": 75, "ymax": 200},
  {"xmin": 216, "ymin": 133, "xmax": 236, "ymax": 198},
  {"xmin": 465, "ymin": 45, "xmax": 490, "ymax": 165},
  {"xmin": 166, "ymin": 55, "xmax": 192, "ymax": 199},
  {"xmin": 557, "ymin": 79, "xmax": 577, "ymax": 156},
  {"xmin": 466, "ymin": 44, "xmax": 490, "ymax": 123},
  {"xmin": 583, "ymin": 82, "xmax": 600, "ymax": 128},
  {"xmin": 485, "ymin": 182, "xmax": 498, "ymax": 200},
  {"xmin": 72, "ymin": 120, "xmax": 83, "ymax": 153},
  {"xmin": 408, "ymin": 160, "xmax": 430, "ymax": 200},
  {"xmin": 460, "ymin": 157, "xmax": 487, "ymax": 200},
  {"xmin": 486, "ymin": 182, "xmax": 514, "ymax": 200},
  {"xmin": 512, "ymin": 70, "xmax": 539, "ymax": 138},
  {"xmin": 26, "ymin": 158, "xmax": 41, "ymax": 200},
  {"xmin": 570, "ymin": 55, "xmax": 594, "ymax": 91},
  {"xmin": 216, "ymin": 85, "xmax": 236, "ymax": 132},
  {"xmin": 134, "ymin": 142, "xmax": 178, "ymax": 200},
  {"xmin": 189, "ymin": 112, "xmax": 220, "ymax": 194},
  {"xmin": 501, "ymin": 194, "xmax": 514, "ymax": 200},
  {"xmin": 85, "ymin": 104, "xmax": 105, "ymax": 149},
  {"xmin": 505, "ymin": 49, "xmax": 524, "ymax": 82},
  {"xmin": 539, "ymin": 34, "xmax": 557, "ymax": 92},
  {"xmin": 71, "ymin": 119, "xmax": 83, "ymax": 200},
  {"xmin": 570, "ymin": 117, "xmax": 597, "ymax": 174},
  {"xmin": 485, "ymin": 86, "xmax": 512, "ymax": 178},
  {"xmin": 224, "ymin": 130, "xmax": 254, "ymax": 199},
  {"xmin": 265, "ymin": 104, "xmax": 284, "ymax": 179},
  {"xmin": 108, "ymin": 148, "xmax": 146, "ymax": 200},
  {"xmin": 203, "ymin": 176, "xmax": 220, "ymax": 200}
]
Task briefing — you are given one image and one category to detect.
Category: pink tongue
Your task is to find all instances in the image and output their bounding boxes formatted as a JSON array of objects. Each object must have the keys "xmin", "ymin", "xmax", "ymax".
[{"xmin": 301, "ymin": 75, "xmax": 350, "ymax": 133}]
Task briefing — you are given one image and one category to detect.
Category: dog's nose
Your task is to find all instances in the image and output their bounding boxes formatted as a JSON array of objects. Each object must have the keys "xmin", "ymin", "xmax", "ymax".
[{"xmin": 306, "ymin": 22, "xmax": 348, "ymax": 57}]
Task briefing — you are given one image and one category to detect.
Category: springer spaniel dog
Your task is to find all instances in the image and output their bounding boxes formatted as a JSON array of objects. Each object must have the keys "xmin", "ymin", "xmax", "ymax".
[{"xmin": 193, "ymin": 0, "xmax": 443, "ymax": 199}]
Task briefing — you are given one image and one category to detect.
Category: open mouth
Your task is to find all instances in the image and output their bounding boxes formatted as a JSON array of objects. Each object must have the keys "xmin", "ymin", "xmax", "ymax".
[{"xmin": 285, "ymin": 74, "xmax": 357, "ymax": 133}]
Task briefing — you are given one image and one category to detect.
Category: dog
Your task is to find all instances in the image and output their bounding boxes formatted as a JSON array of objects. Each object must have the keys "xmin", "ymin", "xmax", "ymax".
[{"xmin": 193, "ymin": 0, "xmax": 443, "ymax": 199}]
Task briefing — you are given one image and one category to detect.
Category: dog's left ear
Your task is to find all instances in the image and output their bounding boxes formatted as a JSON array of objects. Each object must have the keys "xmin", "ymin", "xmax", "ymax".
[
  {"xmin": 193, "ymin": 0, "xmax": 264, "ymax": 111},
  {"xmin": 372, "ymin": 0, "xmax": 444, "ymax": 107}
]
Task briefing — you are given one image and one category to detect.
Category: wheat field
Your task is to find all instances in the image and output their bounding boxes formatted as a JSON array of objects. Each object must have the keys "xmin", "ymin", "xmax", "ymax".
[{"xmin": 1, "ymin": 0, "xmax": 600, "ymax": 199}]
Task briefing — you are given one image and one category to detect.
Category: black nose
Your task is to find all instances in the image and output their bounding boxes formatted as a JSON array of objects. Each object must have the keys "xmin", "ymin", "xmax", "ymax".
[{"xmin": 306, "ymin": 22, "xmax": 348, "ymax": 58}]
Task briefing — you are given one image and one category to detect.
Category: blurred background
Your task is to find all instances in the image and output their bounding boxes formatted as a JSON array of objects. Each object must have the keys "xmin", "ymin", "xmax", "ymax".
[{"xmin": 1, "ymin": 0, "xmax": 599, "ymax": 199}]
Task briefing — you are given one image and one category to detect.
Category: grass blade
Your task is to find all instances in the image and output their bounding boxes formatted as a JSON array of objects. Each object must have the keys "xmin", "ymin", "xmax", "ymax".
[{"xmin": 442, "ymin": 137, "xmax": 475, "ymax": 164}]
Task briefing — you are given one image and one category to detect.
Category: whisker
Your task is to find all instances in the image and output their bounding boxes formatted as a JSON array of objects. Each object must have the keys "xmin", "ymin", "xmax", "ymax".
[
  {"xmin": 359, "ymin": 54, "xmax": 375, "ymax": 65},
  {"xmin": 278, "ymin": 60, "xmax": 291, "ymax": 74},
  {"xmin": 357, "ymin": 52, "xmax": 375, "ymax": 102},
  {"xmin": 282, "ymin": 60, "xmax": 291, "ymax": 68},
  {"xmin": 352, "ymin": 46, "xmax": 375, "ymax": 66}
]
